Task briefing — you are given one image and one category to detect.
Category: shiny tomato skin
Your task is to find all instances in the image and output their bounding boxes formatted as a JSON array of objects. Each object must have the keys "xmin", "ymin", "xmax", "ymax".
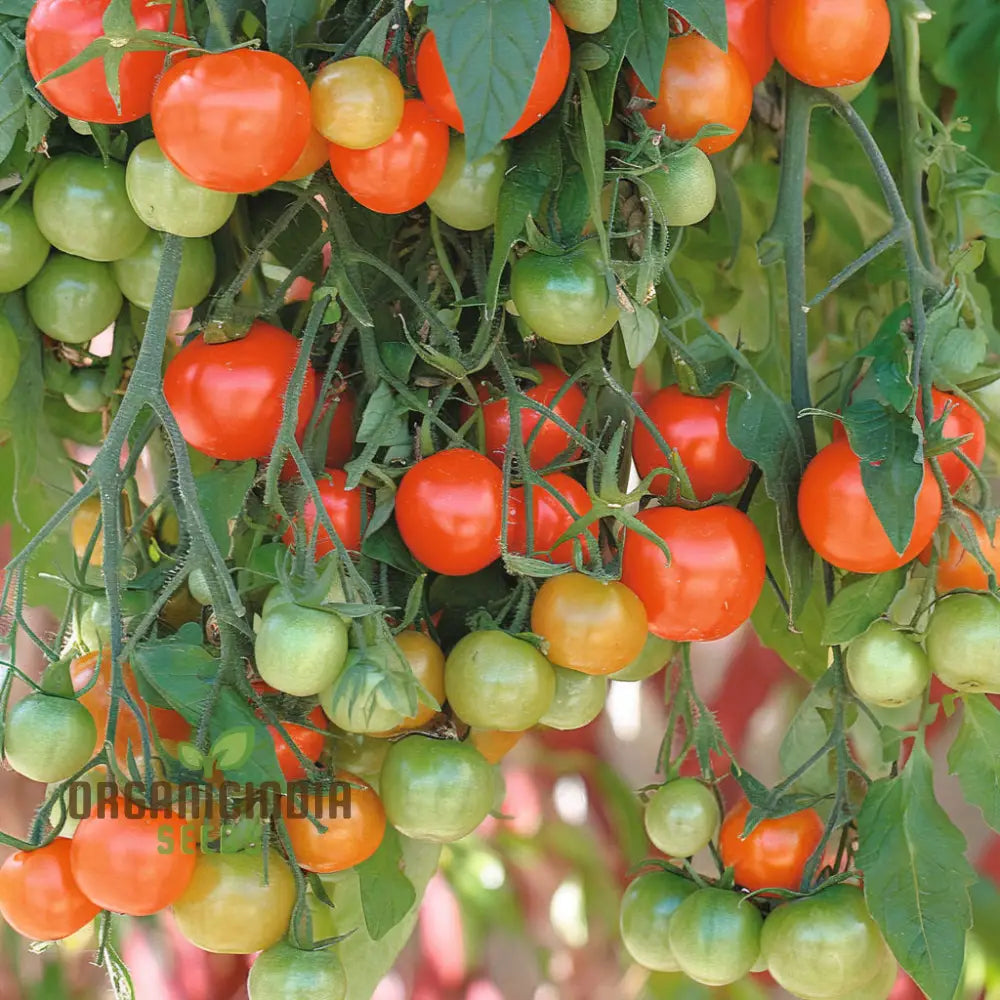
[
  {"xmin": 26, "ymin": 0, "xmax": 186, "ymax": 125},
  {"xmin": 164, "ymin": 321, "xmax": 318, "ymax": 462},
  {"xmin": 770, "ymin": 0, "xmax": 891, "ymax": 88},
  {"xmin": 416, "ymin": 5, "xmax": 570, "ymax": 138},
  {"xmin": 273, "ymin": 708, "xmax": 328, "ymax": 781},
  {"xmin": 462, "ymin": 363, "xmax": 585, "ymax": 469},
  {"xmin": 325, "ymin": 385, "xmax": 357, "ymax": 467},
  {"xmin": 285, "ymin": 773, "xmax": 386, "ymax": 873},
  {"xmin": 798, "ymin": 441, "xmax": 942, "ymax": 574},
  {"xmin": 727, "ymin": 0, "xmax": 774, "ymax": 85},
  {"xmin": 311, "ymin": 56, "xmax": 405, "ymax": 149},
  {"xmin": 621, "ymin": 505, "xmax": 766, "ymax": 641},
  {"xmin": 928, "ymin": 388, "xmax": 985, "ymax": 492},
  {"xmin": 509, "ymin": 473, "xmax": 599, "ymax": 564},
  {"xmin": 634, "ymin": 34, "xmax": 752, "ymax": 154},
  {"xmin": 329, "ymin": 99, "xmax": 449, "ymax": 215},
  {"xmin": 281, "ymin": 129, "xmax": 331, "ymax": 182},
  {"xmin": 70, "ymin": 800, "xmax": 198, "ymax": 915},
  {"xmin": 152, "ymin": 50, "xmax": 312, "ymax": 194},
  {"xmin": 283, "ymin": 468, "xmax": 363, "ymax": 556},
  {"xmin": 936, "ymin": 507, "xmax": 1000, "ymax": 593},
  {"xmin": 395, "ymin": 450, "xmax": 505, "ymax": 576},
  {"xmin": 719, "ymin": 797, "xmax": 824, "ymax": 892},
  {"xmin": 632, "ymin": 386, "xmax": 752, "ymax": 501},
  {"xmin": 0, "ymin": 840, "xmax": 100, "ymax": 941}
]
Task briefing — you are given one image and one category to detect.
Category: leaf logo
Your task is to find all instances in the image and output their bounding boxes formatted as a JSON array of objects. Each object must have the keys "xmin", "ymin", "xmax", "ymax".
[{"xmin": 176, "ymin": 726, "xmax": 256, "ymax": 778}]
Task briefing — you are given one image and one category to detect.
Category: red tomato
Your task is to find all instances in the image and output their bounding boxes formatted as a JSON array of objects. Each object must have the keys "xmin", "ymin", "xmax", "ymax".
[
  {"xmin": 798, "ymin": 441, "xmax": 942, "ymax": 574},
  {"xmin": 26, "ymin": 0, "xmax": 186, "ymax": 125},
  {"xmin": 936, "ymin": 506, "xmax": 1000, "ymax": 594},
  {"xmin": 926, "ymin": 388, "xmax": 985, "ymax": 492},
  {"xmin": 461, "ymin": 364, "xmax": 586, "ymax": 470},
  {"xmin": 631, "ymin": 385, "xmax": 752, "ymax": 501},
  {"xmin": 0, "ymin": 840, "xmax": 100, "ymax": 941},
  {"xmin": 71, "ymin": 800, "xmax": 198, "ymax": 915},
  {"xmin": 770, "ymin": 0, "xmax": 890, "ymax": 88},
  {"xmin": 283, "ymin": 468, "xmax": 363, "ymax": 556},
  {"xmin": 416, "ymin": 5, "xmax": 570, "ymax": 138},
  {"xmin": 164, "ymin": 321, "xmax": 318, "ymax": 462},
  {"xmin": 152, "ymin": 50, "xmax": 312, "ymax": 193},
  {"xmin": 395, "ymin": 450, "xmax": 505, "ymax": 576},
  {"xmin": 250, "ymin": 682, "xmax": 328, "ymax": 781},
  {"xmin": 509, "ymin": 473, "xmax": 599, "ymax": 564},
  {"xmin": 280, "ymin": 128, "xmax": 331, "ymax": 182},
  {"xmin": 719, "ymin": 797, "xmax": 824, "ymax": 892},
  {"xmin": 621, "ymin": 505, "xmax": 766, "ymax": 641},
  {"xmin": 326, "ymin": 384, "xmax": 357, "ymax": 468},
  {"xmin": 329, "ymin": 99, "xmax": 449, "ymax": 214},
  {"xmin": 727, "ymin": 0, "xmax": 774, "ymax": 85},
  {"xmin": 633, "ymin": 34, "xmax": 752, "ymax": 154}
]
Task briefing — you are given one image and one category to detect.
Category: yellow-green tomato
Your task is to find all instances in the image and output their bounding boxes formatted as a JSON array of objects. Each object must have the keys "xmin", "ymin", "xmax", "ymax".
[
  {"xmin": 611, "ymin": 632, "xmax": 676, "ymax": 681},
  {"xmin": 247, "ymin": 941, "xmax": 347, "ymax": 1000},
  {"xmin": 644, "ymin": 778, "xmax": 720, "ymax": 858},
  {"xmin": 619, "ymin": 870, "xmax": 697, "ymax": 972},
  {"xmin": 539, "ymin": 666, "xmax": 607, "ymax": 730},
  {"xmin": 425, "ymin": 137, "xmax": 510, "ymax": 230},
  {"xmin": 112, "ymin": 231, "xmax": 216, "ymax": 310},
  {"xmin": 643, "ymin": 145, "xmax": 717, "ymax": 227},
  {"xmin": 26, "ymin": 254, "xmax": 122, "ymax": 344},
  {"xmin": 320, "ymin": 646, "xmax": 409, "ymax": 735},
  {"xmin": 845, "ymin": 619, "xmax": 930, "ymax": 707},
  {"xmin": 0, "ymin": 198, "xmax": 49, "ymax": 292},
  {"xmin": 554, "ymin": 0, "xmax": 617, "ymax": 33},
  {"xmin": 254, "ymin": 602, "xmax": 349, "ymax": 697}
]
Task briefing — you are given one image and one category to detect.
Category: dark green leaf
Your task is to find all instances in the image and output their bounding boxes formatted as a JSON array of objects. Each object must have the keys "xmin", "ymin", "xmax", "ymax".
[
  {"xmin": 354, "ymin": 11, "xmax": 394, "ymax": 60},
  {"xmin": 195, "ymin": 461, "xmax": 257, "ymax": 556},
  {"xmin": 356, "ymin": 826, "xmax": 417, "ymax": 940},
  {"xmin": 821, "ymin": 570, "xmax": 904, "ymax": 646},
  {"xmin": 779, "ymin": 669, "xmax": 837, "ymax": 796},
  {"xmin": 267, "ymin": 0, "xmax": 319, "ymax": 61},
  {"xmin": 668, "ymin": 0, "xmax": 728, "ymax": 50},
  {"xmin": 427, "ymin": 0, "xmax": 552, "ymax": 160},
  {"xmin": 624, "ymin": 0, "xmax": 670, "ymax": 98},
  {"xmin": 589, "ymin": 0, "xmax": 638, "ymax": 121},
  {"xmin": 856, "ymin": 741, "xmax": 974, "ymax": 1000},
  {"xmin": 856, "ymin": 303, "xmax": 913, "ymax": 412},
  {"xmin": 361, "ymin": 521, "xmax": 422, "ymax": 575},
  {"xmin": 570, "ymin": 70, "xmax": 608, "ymax": 254},
  {"xmin": 618, "ymin": 303, "xmax": 657, "ymax": 367},
  {"xmin": 948, "ymin": 694, "xmax": 1000, "ymax": 833}
]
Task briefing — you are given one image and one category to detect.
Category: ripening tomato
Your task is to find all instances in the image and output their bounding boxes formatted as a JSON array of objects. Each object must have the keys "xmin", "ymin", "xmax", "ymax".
[
  {"xmin": 26, "ymin": 0, "xmax": 187, "ymax": 124},
  {"xmin": 462, "ymin": 364, "xmax": 586, "ymax": 470},
  {"xmin": 770, "ymin": 0, "xmax": 891, "ymax": 88},
  {"xmin": 469, "ymin": 728, "xmax": 523, "ymax": 763},
  {"xmin": 283, "ymin": 468, "xmax": 363, "ymax": 556},
  {"xmin": 631, "ymin": 385, "xmax": 752, "ymax": 500},
  {"xmin": 71, "ymin": 800, "xmax": 198, "ymax": 915},
  {"xmin": 0, "ymin": 840, "xmax": 100, "ymax": 941},
  {"xmin": 152, "ymin": 50, "xmax": 312, "ymax": 193},
  {"xmin": 372, "ymin": 631, "xmax": 447, "ymax": 735},
  {"xmin": 509, "ymin": 473, "xmax": 599, "ymax": 564},
  {"xmin": 164, "ymin": 321, "xmax": 318, "ymax": 462},
  {"xmin": 417, "ymin": 5, "xmax": 570, "ymax": 138},
  {"xmin": 621, "ymin": 505, "xmax": 766, "ymax": 641},
  {"xmin": 311, "ymin": 56, "xmax": 405, "ymax": 149},
  {"xmin": 250, "ymin": 683, "xmax": 327, "ymax": 781},
  {"xmin": 727, "ymin": 0, "xmax": 774, "ymax": 85},
  {"xmin": 395, "ymin": 450, "xmax": 505, "ymax": 576},
  {"xmin": 531, "ymin": 573, "xmax": 648, "ymax": 675},
  {"xmin": 285, "ymin": 773, "xmax": 386, "ymax": 873},
  {"xmin": 634, "ymin": 34, "xmax": 753, "ymax": 154},
  {"xmin": 718, "ymin": 797, "xmax": 824, "ymax": 892},
  {"xmin": 926, "ymin": 388, "xmax": 985, "ymax": 492},
  {"xmin": 329, "ymin": 99, "xmax": 449, "ymax": 215},
  {"xmin": 936, "ymin": 507, "xmax": 1000, "ymax": 593},
  {"xmin": 281, "ymin": 129, "xmax": 331, "ymax": 181},
  {"xmin": 798, "ymin": 441, "xmax": 942, "ymax": 574},
  {"xmin": 325, "ymin": 385, "xmax": 357, "ymax": 467}
]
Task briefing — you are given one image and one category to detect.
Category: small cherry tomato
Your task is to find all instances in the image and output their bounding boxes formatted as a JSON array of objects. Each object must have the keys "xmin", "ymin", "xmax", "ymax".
[
  {"xmin": 726, "ymin": 0, "xmax": 774, "ymax": 85},
  {"xmin": 426, "ymin": 137, "xmax": 510, "ymax": 230},
  {"xmin": 311, "ymin": 56, "xmax": 405, "ymax": 149},
  {"xmin": 283, "ymin": 468, "xmax": 363, "ymax": 556},
  {"xmin": 936, "ymin": 507, "xmax": 1000, "ymax": 593},
  {"xmin": 509, "ymin": 473, "xmax": 599, "ymax": 565}
]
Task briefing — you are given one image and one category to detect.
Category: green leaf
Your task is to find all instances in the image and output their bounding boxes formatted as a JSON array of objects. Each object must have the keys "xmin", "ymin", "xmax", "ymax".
[
  {"xmin": 668, "ymin": 0, "xmax": 728, "ymax": 50},
  {"xmin": 356, "ymin": 826, "xmax": 417, "ymax": 940},
  {"xmin": 210, "ymin": 725, "xmax": 256, "ymax": 771},
  {"xmin": 779, "ymin": 669, "xmax": 837, "ymax": 796},
  {"xmin": 354, "ymin": 11, "xmax": 394, "ymax": 60},
  {"xmin": 267, "ymin": 0, "xmax": 320, "ymax": 62},
  {"xmin": 821, "ymin": 570, "xmax": 904, "ymax": 646},
  {"xmin": 856, "ymin": 741, "xmax": 974, "ymax": 1000},
  {"xmin": 427, "ymin": 0, "xmax": 552, "ymax": 160},
  {"xmin": 570, "ymin": 70, "xmax": 608, "ymax": 255},
  {"xmin": 195, "ymin": 461, "xmax": 257, "ymax": 556},
  {"xmin": 0, "ymin": 33, "xmax": 26, "ymax": 164},
  {"xmin": 856, "ymin": 303, "xmax": 913, "ymax": 412},
  {"xmin": 618, "ymin": 303, "xmax": 658, "ymax": 367},
  {"xmin": 589, "ymin": 0, "xmax": 638, "ymax": 122},
  {"xmin": 928, "ymin": 324, "xmax": 988, "ymax": 387},
  {"xmin": 948, "ymin": 694, "xmax": 1000, "ymax": 833},
  {"xmin": 624, "ymin": 0, "xmax": 671, "ymax": 98}
]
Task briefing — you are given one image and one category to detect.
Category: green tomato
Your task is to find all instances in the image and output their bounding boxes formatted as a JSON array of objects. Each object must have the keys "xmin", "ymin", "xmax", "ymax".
[
  {"xmin": 331, "ymin": 732, "xmax": 390, "ymax": 786},
  {"xmin": 643, "ymin": 145, "xmax": 717, "ymax": 227},
  {"xmin": 247, "ymin": 941, "xmax": 347, "ymax": 1000},
  {"xmin": 620, "ymin": 871, "xmax": 696, "ymax": 971},
  {"xmin": 849, "ymin": 949, "xmax": 898, "ymax": 1000},
  {"xmin": 554, "ymin": 0, "xmax": 617, "ymax": 33},
  {"xmin": 761, "ymin": 885, "xmax": 889, "ymax": 1000},
  {"xmin": 539, "ymin": 666, "xmax": 606, "ymax": 730},
  {"xmin": 0, "ymin": 198, "xmax": 49, "ymax": 292},
  {"xmin": 4, "ymin": 693, "xmax": 96, "ymax": 783},
  {"xmin": 0, "ymin": 315, "xmax": 21, "ymax": 405},
  {"xmin": 926, "ymin": 593, "xmax": 1000, "ymax": 693},
  {"xmin": 668, "ymin": 887, "xmax": 763, "ymax": 987},
  {"xmin": 379, "ymin": 734, "xmax": 495, "ymax": 842},
  {"xmin": 112, "ymin": 231, "xmax": 216, "ymax": 310},
  {"xmin": 510, "ymin": 242, "xmax": 620, "ymax": 345},
  {"xmin": 845, "ymin": 620, "xmax": 930, "ymax": 707},
  {"xmin": 64, "ymin": 367, "xmax": 108, "ymax": 413},
  {"xmin": 262, "ymin": 583, "xmax": 295, "ymax": 618},
  {"xmin": 444, "ymin": 630, "xmax": 556, "ymax": 731},
  {"xmin": 425, "ymin": 138, "xmax": 510, "ymax": 231},
  {"xmin": 254, "ymin": 602, "xmax": 349, "ymax": 697},
  {"xmin": 126, "ymin": 139, "xmax": 237, "ymax": 238},
  {"xmin": 644, "ymin": 778, "xmax": 720, "ymax": 858},
  {"xmin": 33, "ymin": 154, "xmax": 148, "ymax": 262},
  {"xmin": 612, "ymin": 632, "xmax": 676, "ymax": 681},
  {"xmin": 26, "ymin": 254, "xmax": 122, "ymax": 344},
  {"xmin": 320, "ymin": 645, "xmax": 409, "ymax": 735}
]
